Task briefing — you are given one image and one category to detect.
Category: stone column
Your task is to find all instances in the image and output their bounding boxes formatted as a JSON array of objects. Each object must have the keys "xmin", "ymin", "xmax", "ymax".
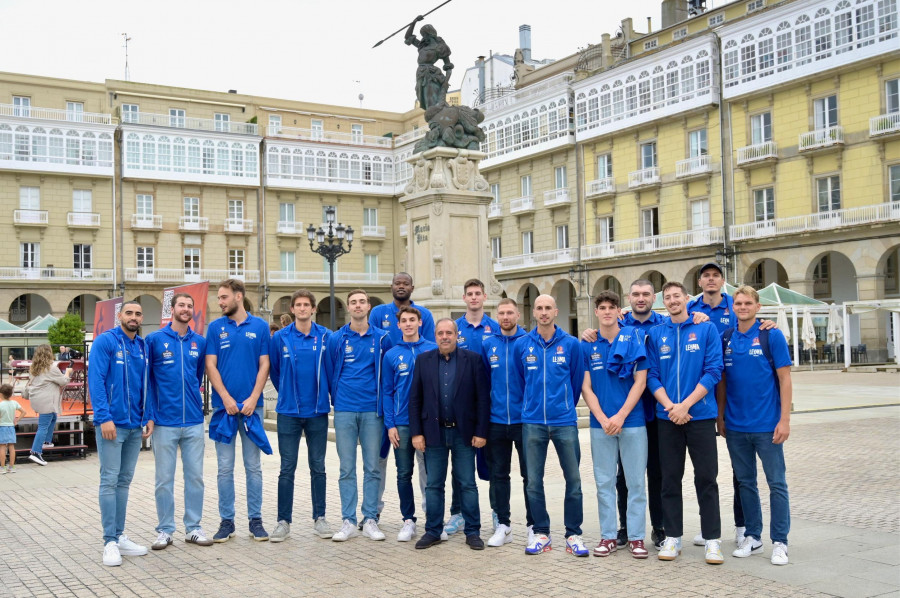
[
  {"xmin": 856, "ymin": 273, "xmax": 888, "ymax": 362},
  {"xmin": 400, "ymin": 147, "xmax": 497, "ymax": 319}
]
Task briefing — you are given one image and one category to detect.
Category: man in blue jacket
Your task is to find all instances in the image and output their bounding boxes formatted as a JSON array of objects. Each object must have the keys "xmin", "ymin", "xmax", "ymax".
[
  {"xmin": 89, "ymin": 299, "xmax": 149, "ymax": 567},
  {"xmin": 205, "ymin": 279, "xmax": 271, "ymax": 543},
  {"xmin": 646, "ymin": 281, "xmax": 724, "ymax": 565},
  {"xmin": 325, "ymin": 288, "xmax": 392, "ymax": 542},
  {"xmin": 514, "ymin": 294, "xmax": 587, "ymax": 557},
  {"xmin": 268, "ymin": 289, "xmax": 333, "ymax": 543},
  {"xmin": 369, "ymin": 272, "xmax": 435, "ymax": 344},
  {"xmin": 145, "ymin": 292, "xmax": 212, "ymax": 550},
  {"xmin": 481, "ymin": 298, "xmax": 532, "ymax": 548},
  {"xmin": 717, "ymin": 285, "xmax": 793, "ymax": 566},
  {"xmin": 381, "ymin": 306, "xmax": 437, "ymax": 541}
]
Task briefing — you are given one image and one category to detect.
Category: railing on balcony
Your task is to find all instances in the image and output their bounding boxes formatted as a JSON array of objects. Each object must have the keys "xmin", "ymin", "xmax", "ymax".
[
  {"xmin": 125, "ymin": 112, "xmax": 258, "ymax": 135},
  {"xmin": 362, "ymin": 225, "xmax": 386, "ymax": 238},
  {"xmin": 124, "ymin": 268, "xmax": 260, "ymax": 283},
  {"xmin": 488, "ymin": 203, "xmax": 503, "ymax": 219},
  {"xmin": 131, "ymin": 214, "xmax": 162, "ymax": 229},
  {"xmin": 268, "ymin": 271, "xmax": 394, "ymax": 284},
  {"xmin": 870, "ymin": 112, "xmax": 900, "ymax": 137},
  {"xmin": 67, "ymin": 212, "xmax": 100, "ymax": 227},
  {"xmin": 544, "ymin": 188, "xmax": 571, "ymax": 207},
  {"xmin": 799, "ymin": 126, "xmax": 844, "ymax": 152},
  {"xmin": 586, "ymin": 177, "xmax": 615, "ymax": 197},
  {"xmin": 582, "ymin": 227, "xmax": 724, "ymax": 260},
  {"xmin": 736, "ymin": 141, "xmax": 778, "ymax": 165},
  {"xmin": 399, "ymin": 223, "xmax": 408, "ymax": 237},
  {"xmin": 276, "ymin": 221, "xmax": 305, "ymax": 235},
  {"xmin": 480, "ymin": 73, "xmax": 575, "ymax": 113},
  {"xmin": 675, "ymin": 155, "xmax": 711, "ymax": 178},
  {"xmin": 0, "ymin": 103, "xmax": 113, "ymax": 124},
  {"xmin": 628, "ymin": 167, "xmax": 660, "ymax": 188},
  {"xmin": 224, "ymin": 218, "xmax": 254, "ymax": 233},
  {"xmin": 394, "ymin": 128, "xmax": 427, "ymax": 146},
  {"xmin": 730, "ymin": 202, "xmax": 900, "ymax": 241},
  {"xmin": 179, "ymin": 216, "xmax": 209, "ymax": 232},
  {"xmin": 509, "ymin": 196, "xmax": 536, "ymax": 214},
  {"xmin": 267, "ymin": 125, "xmax": 392, "ymax": 148},
  {"xmin": 13, "ymin": 210, "xmax": 49, "ymax": 225},
  {"xmin": 493, "ymin": 248, "xmax": 577, "ymax": 272},
  {"xmin": 0, "ymin": 267, "xmax": 113, "ymax": 281}
]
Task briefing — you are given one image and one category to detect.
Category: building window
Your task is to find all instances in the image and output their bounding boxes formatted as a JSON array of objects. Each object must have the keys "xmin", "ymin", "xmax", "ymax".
[
  {"xmin": 643, "ymin": 38, "xmax": 658, "ymax": 50},
  {"xmin": 184, "ymin": 248, "xmax": 201, "ymax": 275},
  {"xmin": 754, "ymin": 188, "xmax": 775, "ymax": 221},
  {"xmin": 228, "ymin": 199, "xmax": 244, "ymax": 220},
  {"xmin": 169, "ymin": 108, "xmax": 186, "ymax": 128},
  {"xmin": 597, "ymin": 154, "xmax": 612, "ymax": 178},
  {"xmin": 640, "ymin": 142, "xmax": 657, "ymax": 169},
  {"xmin": 214, "ymin": 113, "xmax": 230, "ymax": 132},
  {"xmin": 747, "ymin": 0, "xmax": 765, "ymax": 12},
  {"xmin": 641, "ymin": 207, "xmax": 659, "ymax": 237},
  {"xmin": 554, "ymin": 166, "xmax": 567, "ymax": 189},
  {"xmin": 280, "ymin": 251, "xmax": 295, "ymax": 273},
  {"xmin": 351, "ymin": 124, "xmax": 363, "ymax": 142},
  {"xmin": 887, "ymin": 79, "xmax": 899, "ymax": 114},
  {"xmin": 522, "ymin": 231, "xmax": 534, "ymax": 254},
  {"xmin": 279, "ymin": 202, "xmax": 295, "ymax": 222},
  {"xmin": 691, "ymin": 199, "xmax": 710, "ymax": 229},
  {"xmin": 66, "ymin": 102, "xmax": 84, "ymax": 122},
  {"xmin": 813, "ymin": 95, "xmax": 838, "ymax": 129},
  {"xmin": 364, "ymin": 207, "xmax": 378, "ymax": 227},
  {"xmin": 817, "ymin": 175, "xmax": 841, "ymax": 212},
  {"xmin": 491, "ymin": 236, "xmax": 502, "ymax": 259},
  {"xmin": 268, "ymin": 114, "xmax": 282, "ymax": 134},
  {"xmin": 751, "ymin": 112, "xmax": 772, "ymax": 144},
  {"xmin": 228, "ymin": 249, "xmax": 245, "ymax": 274},
  {"xmin": 556, "ymin": 225, "xmax": 569, "ymax": 249},
  {"xmin": 364, "ymin": 253, "xmax": 378, "ymax": 274},
  {"xmin": 673, "ymin": 27, "xmax": 688, "ymax": 40},
  {"xmin": 311, "ymin": 119, "xmax": 324, "ymax": 140},
  {"xmin": 73, "ymin": 244, "xmax": 91, "ymax": 271},
  {"xmin": 688, "ymin": 129, "xmax": 708, "ymax": 157},
  {"xmin": 137, "ymin": 246, "xmax": 154, "ymax": 270},
  {"xmin": 12, "ymin": 96, "xmax": 31, "ymax": 117},
  {"xmin": 597, "ymin": 216, "xmax": 614, "ymax": 243},
  {"xmin": 490, "ymin": 183, "xmax": 501, "ymax": 207},
  {"xmin": 122, "ymin": 104, "xmax": 139, "ymax": 123},
  {"xmin": 520, "ymin": 174, "xmax": 532, "ymax": 197},
  {"xmin": 20, "ymin": 242, "xmax": 39, "ymax": 269},
  {"xmin": 72, "ymin": 189, "xmax": 92, "ymax": 213},
  {"xmin": 184, "ymin": 196, "xmax": 199, "ymax": 217},
  {"xmin": 891, "ymin": 165, "xmax": 900, "ymax": 202},
  {"xmin": 136, "ymin": 194, "xmax": 153, "ymax": 215},
  {"xmin": 708, "ymin": 14, "xmax": 724, "ymax": 26},
  {"xmin": 19, "ymin": 186, "xmax": 39, "ymax": 210},
  {"xmin": 813, "ymin": 255, "xmax": 830, "ymax": 298}
]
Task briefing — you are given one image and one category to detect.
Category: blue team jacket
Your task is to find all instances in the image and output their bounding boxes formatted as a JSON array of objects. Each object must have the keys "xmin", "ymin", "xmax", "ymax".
[
  {"xmin": 481, "ymin": 326, "xmax": 527, "ymax": 425},
  {"xmin": 324, "ymin": 324, "xmax": 392, "ymax": 415},
  {"xmin": 646, "ymin": 319, "xmax": 724, "ymax": 421},
  {"xmin": 269, "ymin": 322, "xmax": 331, "ymax": 418},
  {"xmin": 513, "ymin": 326, "xmax": 585, "ymax": 426},
  {"xmin": 88, "ymin": 326, "xmax": 147, "ymax": 429},
  {"xmin": 381, "ymin": 338, "xmax": 438, "ymax": 429},
  {"xmin": 144, "ymin": 323, "xmax": 206, "ymax": 427}
]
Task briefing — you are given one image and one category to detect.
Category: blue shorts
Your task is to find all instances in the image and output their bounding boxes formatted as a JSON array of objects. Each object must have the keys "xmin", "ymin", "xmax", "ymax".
[{"xmin": 0, "ymin": 426, "xmax": 16, "ymax": 444}]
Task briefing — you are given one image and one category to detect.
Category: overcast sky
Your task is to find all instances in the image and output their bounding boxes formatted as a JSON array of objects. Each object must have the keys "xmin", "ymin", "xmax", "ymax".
[{"xmin": 2, "ymin": 0, "xmax": 707, "ymax": 112}]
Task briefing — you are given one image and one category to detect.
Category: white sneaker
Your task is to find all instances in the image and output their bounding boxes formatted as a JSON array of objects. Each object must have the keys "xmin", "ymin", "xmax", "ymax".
[
  {"xmin": 397, "ymin": 519, "xmax": 417, "ymax": 542},
  {"xmin": 313, "ymin": 517, "xmax": 333, "ymax": 539},
  {"xmin": 527, "ymin": 525, "xmax": 535, "ymax": 546},
  {"xmin": 270, "ymin": 520, "xmax": 290, "ymax": 543},
  {"xmin": 102, "ymin": 541, "xmax": 122, "ymax": 566},
  {"xmin": 332, "ymin": 519, "xmax": 359, "ymax": 542},
  {"xmin": 735, "ymin": 526, "xmax": 746, "ymax": 545},
  {"xmin": 440, "ymin": 531, "xmax": 448, "ymax": 541},
  {"xmin": 771, "ymin": 542, "xmax": 789, "ymax": 565},
  {"xmin": 705, "ymin": 539, "xmax": 725, "ymax": 565},
  {"xmin": 362, "ymin": 518, "xmax": 386, "ymax": 541},
  {"xmin": 42, "ymin": 442, "xmax": 54, "ymax": 448},
  {"xmin": 658, "ymin": 536, "xmax": 682, "ymax": 561},
  {"xmin": 117, "ymin": 534, "xmax": 148, "ymax": 556},
  {"xmin": 151, "ymin": 531, "xmax": 173, "ymax": 550},
  {"xmin": 693, "ymin": 533, "xmax": 705, "ymax": 546},
  {"xmin": 442, "ymin": 513, "xmax": 465, "ymax": 536},
  {"xmin": 487, "ymin": 524, "xmax": 512, "ymax": 547},
  {"xmin": 732, "ymin": 535, "xmax": 764, "ymax": 558}
]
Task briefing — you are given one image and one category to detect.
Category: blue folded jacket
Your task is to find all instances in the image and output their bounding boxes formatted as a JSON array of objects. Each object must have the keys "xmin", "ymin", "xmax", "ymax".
[{"xmin": 209, "ymin": 402, "xmax": 273, "ymax": 455}]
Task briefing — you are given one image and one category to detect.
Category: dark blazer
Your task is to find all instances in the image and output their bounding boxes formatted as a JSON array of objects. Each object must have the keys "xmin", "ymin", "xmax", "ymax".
[{"xmin": 408, "ymin": 347, "xmax": 490, "ymax": 447}]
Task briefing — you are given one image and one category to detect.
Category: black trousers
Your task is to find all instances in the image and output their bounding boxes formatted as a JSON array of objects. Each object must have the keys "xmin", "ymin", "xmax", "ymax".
[
  {"xmin": 657, "ymin": 418, "xmax": 721, "ymax": 540},
  {"xmin": 617, "ymin": 418, "xmax": 663, "ymax": 530}
]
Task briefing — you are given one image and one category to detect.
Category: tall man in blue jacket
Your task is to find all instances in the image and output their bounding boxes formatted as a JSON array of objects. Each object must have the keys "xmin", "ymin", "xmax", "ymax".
[
  {"xmin": 381, "ymin": 306, "xmax": 437, "ymax": 541},
  {"xmin": 646, "ymin": 281, "xmax": 724, "ymax": 565},
  {"xmin": 325, "ymin": 289, "xmax": 392, "ymax": 542},
  {"xmin": 481, "ymin": 298, "xmax": 532, "ymax": 548},
  {"xmin": 717, "ymin": 285, "xmax": 793, "ymax": 566},
  {"xmin": 514, "ymin": 294, "xmax": 588, "ymax": 557},
  {"xmin": 268, "ymin": 289, "xmax": 333, "ymax": 543},
  {"xmin": 89, "ymin": 299, "xmax": 149, "ymax": 567},
  {"xmin": 369, "ymin": 272, "xmax": 436, "ymax": 343},
  {"xmin": 145, "ymin": 292, "xmax": 212, "ymax": 551},
  {"xmin": 205, "ymin": 279, "xmax": 271, "ymax": 543}
]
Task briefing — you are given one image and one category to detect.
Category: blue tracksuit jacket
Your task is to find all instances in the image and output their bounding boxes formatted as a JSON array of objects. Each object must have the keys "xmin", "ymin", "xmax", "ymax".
[
  {"xmin": 481, "ymin": 326, "xmax": 527, "ymax": 425},
  {"xmin": 381, "ymin": 338, "xmax": 438, "ymax": 429},
  {"xmin": 269, "ymin": 322, "xmax": 331, "ymax": 418},
  {"xmin": 513, "ymin": 325, "xmax": 584, "ymax": 427},
  {"xmin": 324, "ymin": 324, "xmax": 392, "ymax": 415},
  {"xmin": 144, "ymin": 323, "xmax": 206, "ymax": 427},
  {"xmin": 88, "ymin": 326, "xmax": 147, "ymax": 428}
]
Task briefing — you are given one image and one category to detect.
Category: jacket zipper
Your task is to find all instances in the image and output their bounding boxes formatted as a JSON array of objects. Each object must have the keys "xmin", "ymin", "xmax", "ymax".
[
  {"xmin": 180, "ymin": 333, "xmax": 186, "ymax": 425},
  {"xmin": 676, "ymin": 325, "xmax": 682, "ymax": 403}
]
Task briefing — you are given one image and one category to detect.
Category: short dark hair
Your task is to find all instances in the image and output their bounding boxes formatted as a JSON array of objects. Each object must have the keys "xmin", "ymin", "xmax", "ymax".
[
  {"xmin": 392, "ymin": 272, "xmax": 413, "ymax": 284},
  {"xmin": 629, "ymin": 279, "xmax": 655, "ymax": 292},
  {"xmin": 463, "ymin": 278, "xmax": 485, "ymax": 293},
  {"xmin": 0, "ymin": 384, "xmax": 12, "ymax": 398},
  {"xmin": 269, "ymin": 322, "xmax": 280, "ymax": 334},
  {"xmin": 347, "ymin": 288, "xmax": 369, "ymax": 302},
  {"xmin": 170, "ymin": 292, "xmax": 194, "ymax": 310},
  {"xmin": 291, "ymin": 289, "xmax": 317, "ymax": 309},
  {"xmin": 121, "ymin": 299, "xmax": 142, "ymax": 311},
  {"xmin": 498, "ymin": 298, "xmax": 518, "ymax": 309},
  {"xmin": 218, "ymin": 279, "xmax": 245, "ymax": 297},
  {"xmin": 397, "ymin": 305, "xmax": 421, "ymax": 320},
  {"xmin": 593, "ymin": 290, "xmax": 620, "ymax": 309},
  {"xmin": 661, "ymin": 281, "xmax": 688, "ymax": 296}
]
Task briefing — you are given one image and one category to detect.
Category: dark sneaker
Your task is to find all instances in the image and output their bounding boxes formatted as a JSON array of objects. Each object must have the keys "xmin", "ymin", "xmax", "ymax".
[
  {"xmin": 466, "ymin": 535, "xmax": 485, "ymax": 550},
  {"xmin": 415, "ymin": 532, "xmax": 443, "ymax": 549},
  {"xmin": 616, "ymin": 527, "xmax": 628, "ymax": 547},
  {"xmin": 249, "ymin": 518, "xmax": 269, "ymax": 541},
  {"xmin": 651, "ymin": 527, "xmax": 666, "ymax": 549},
  {"xmin": 213, "ymin": 519, "xmax": 236, "ymax": 543},
  {"xmin": 28, "ymin": 453, "xmax": 47, "ymax": 466}
]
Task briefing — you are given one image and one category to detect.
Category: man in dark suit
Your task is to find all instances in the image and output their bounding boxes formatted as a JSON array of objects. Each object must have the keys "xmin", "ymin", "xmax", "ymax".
[{"xmin": 409, "ymin": 318, "xmax": 490, "ymax": 550}]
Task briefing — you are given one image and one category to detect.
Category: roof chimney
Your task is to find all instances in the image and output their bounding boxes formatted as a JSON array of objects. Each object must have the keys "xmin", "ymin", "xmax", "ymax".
[{"xmin": 519, "ymin": 24, "xmax": 532, "ymax": 62}]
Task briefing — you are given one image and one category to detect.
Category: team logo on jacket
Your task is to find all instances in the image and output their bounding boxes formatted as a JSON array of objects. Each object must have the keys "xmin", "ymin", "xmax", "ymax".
[
  {"xmin": 345, "ymin": 343, "xmax": 353, "ymax": 354},
  {"xmin": 245, "ymin": 331, "xmax": 257, "ymax": 339},
  {"xmin": 283, "ymin": 346, "xmax": 289, "ymax": 354},
  {"xmin": 382, "ymin": 318, "xmax": 391, "ymax": 328},
  {"xmin": 688, "ymin": 333, "xmax": 697, "ymax": 341},
  {"xmin": 162, "ymin": 350, "xmax": 173, "ymax": 359},
  {"xmin": 723, "ymin": 308, "xmax": 730, "ymax": 315},
  {"xmin": 556, "ymin": 345, "xmax": 564, "ymax": 353},
  {"xmin": 659, "ymin": 345, "xmax": 671, "ymax": 355},
  {"xmin": 590, "ymin": 351, "xmax": 602, "ymax": 362},
  {"xmin": 116, "ymin": 350, "xmax": 124, "ymax": 359},
  {"xmin": 484, "ymin": 325, "xmax": 491, "ymax": 333},
  {"xmin": 458, "ymin": 335, "xmax": 466, "ymax": 344},
  {"xmin": 219, "ymin": 327, "xmax": 228, "ymax": 339},
  {"xmin": 752, "ymin": 337, "xmax": 760, "ymax": 346},
  {"xmin": 191, "ymin": 341, "xmax": 197, "ymax": 350}
]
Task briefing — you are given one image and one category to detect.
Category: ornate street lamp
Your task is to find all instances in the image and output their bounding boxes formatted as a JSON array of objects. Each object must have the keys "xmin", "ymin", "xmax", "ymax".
[{"xmin": 307, "ymin": 206, "xmax": 354, "ymax": 330}]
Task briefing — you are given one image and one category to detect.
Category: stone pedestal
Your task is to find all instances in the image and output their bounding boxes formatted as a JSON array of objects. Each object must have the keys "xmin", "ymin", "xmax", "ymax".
[{"xmin": 400, "ymin": 147, "xmax": 499, "ymax": 319}]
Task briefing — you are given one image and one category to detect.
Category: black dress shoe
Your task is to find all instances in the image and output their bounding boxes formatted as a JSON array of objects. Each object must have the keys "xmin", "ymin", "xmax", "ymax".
[
  {"xmin": 651, "ymin": 527, "xmax": 666, "ymax": 548},
  {"xmin": 466, "ymin": 535, "xmax": 485, "ymax": 550},
  {"xmin": 415, "ymin": 533, "xmax": 442, "ymax": 549}
]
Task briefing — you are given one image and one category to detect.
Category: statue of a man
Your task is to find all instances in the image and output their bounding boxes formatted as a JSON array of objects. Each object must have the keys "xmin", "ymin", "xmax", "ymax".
[{"xmin": 405, "ymin": 16, "xmax": 454, "ymax": 111}]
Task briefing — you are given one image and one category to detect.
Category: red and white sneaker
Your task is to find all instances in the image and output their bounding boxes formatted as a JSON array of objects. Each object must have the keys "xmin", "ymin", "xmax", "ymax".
[
  {"xmin": 593, "ymin": 538, "xmax": 618, "ymax": 557},
  {"xmin": 628, "ymin": 539, "xmax": 649, "ymax": 559}
]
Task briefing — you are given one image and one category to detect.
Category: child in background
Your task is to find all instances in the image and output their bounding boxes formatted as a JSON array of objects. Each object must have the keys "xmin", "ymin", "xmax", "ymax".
[{"xmin": 0, "ymin": 383, "xmax": 25, "ymax": 473}]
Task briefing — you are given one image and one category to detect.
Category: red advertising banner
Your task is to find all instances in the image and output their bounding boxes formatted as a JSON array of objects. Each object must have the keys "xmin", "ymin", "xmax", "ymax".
[
  {"xmin": 92, "ymin": 297, "xmax": 123, "ymax": 337},
  {"xmin": 160, "ymin": 282, "xmax": 210, "ymax": 334}
]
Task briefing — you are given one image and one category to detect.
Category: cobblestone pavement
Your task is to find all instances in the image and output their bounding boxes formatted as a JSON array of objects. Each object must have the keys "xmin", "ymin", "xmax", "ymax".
[{"xmin": 1, "ymin": 404, "xmax": 897, "ymax": 598}]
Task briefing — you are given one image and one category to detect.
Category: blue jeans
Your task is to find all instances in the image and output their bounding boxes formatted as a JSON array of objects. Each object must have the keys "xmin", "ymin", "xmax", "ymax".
[
  {"xmin": 523, "ymin": 424, "xmax": 583, "ymax": 538},
  {"xmin": 152, "ymin": 424, "xmax": 205, "ymax": 534},
  {"xmin": 215, "ymin": 407, "xmax": 264, "ymax": 521},
  {"xmin": 277, "ymin": 413, "xmax": 328, "ymax": 523},
  {"xmin": 726, "ymin": 431, "xmax": 790, "ymax": 544},
  {"xmin": 31, "ymin": 412, "xmax": 58, "ymax": 453},
  {"xmin": 333, "ymin": 411, "xmax": 383, "ymax": 525},
  {"xmin": 378, "ymin": 440, "xmax": 427, "ymax": 516},
  {"xmin": 590, "ymin": 426, "xmax": 647, "ymax": 540},
  {"xmin": 486, "ymin": 422, "xmax": 533, "ymax": 527},
  {"xmin": 97, "ymin": 426, "xmax": 143, "ymax": 544},
  {"xmin": 424, "ymin": 427, "xmax": 480, "ymax": 537},
  {"xmin": 393, "ymin": 425, "xmax": 418, "ymax": 521}
]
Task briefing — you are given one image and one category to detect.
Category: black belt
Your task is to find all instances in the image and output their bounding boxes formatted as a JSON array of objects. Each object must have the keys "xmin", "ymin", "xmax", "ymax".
[{"xmin": 441, "ymin": 420, "xmax": 457, "ymax": 428}]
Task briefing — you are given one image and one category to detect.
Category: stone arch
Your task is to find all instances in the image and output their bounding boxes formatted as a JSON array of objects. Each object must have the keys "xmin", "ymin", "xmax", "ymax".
[
  {"xmin": 877, "ymin": 244, "xmax": 900, "ymax": 298},
  {"xmin": 743, "ymin": 258, "xmax": 789, "ymax": 290},
  {"xmin": 592, "ymin": 275, "xmax": 623, "ymax": 299},
  {"xmin": 135, "ymin": 294, "xmax": 163, "ymax": 336},
  {"xmin": 639, "ymin": 270, "xmax": 667, "ymax": 293},
  {"xmin": 369, "ymin": 296, "xmax": 385, "ymax": 308},
  {"xmin": 8, "ymin": 293, "xmax": 51, "ymax": 325},
  {"xmin": 551, "ymin": 279, "xmax": 579, "ymax": 336},
  {"xmin": 517, "ymin": 283, "xmax": 540, "ymax": 330},
  {"xmin": 316, "ymin": 297, "xmax": 346, "ymax": 329},
  {"xmin": 273, "ymin": 295, "xmax": 293, "ymax": 324},
  {"xmin": 66, "ymin": 294, "xmax": 103, "ymax": 331},
  {"xmin": 683, "ymin": 266, "xmax": 703, "ymax": 295}
]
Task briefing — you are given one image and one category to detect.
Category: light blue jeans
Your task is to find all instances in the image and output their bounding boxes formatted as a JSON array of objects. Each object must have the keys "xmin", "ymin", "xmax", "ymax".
[
  {"xmin": 334, "ymin": 411, "xmax": 383, "ymax": 525},
  {"xmin": 215, "ymin": 407, "xmax": 263, "ymax": 521},
  {"xmin": 590, "ymin": 425, "xmax": 648, "ymax": 540},
  {"xmin": 31, "ymin": 412, "xmax": 57, "ymax": 453},
  {"xmin": 97, "ymin": 426, "xmax": 143, "ymax": 544},
  {"xmin": 152, "ymin": 423, "xmax": 205, "ymax": 534}
]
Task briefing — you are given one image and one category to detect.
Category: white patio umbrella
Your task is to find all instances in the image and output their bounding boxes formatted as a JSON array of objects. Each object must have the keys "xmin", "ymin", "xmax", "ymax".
[
  {"xmin": 801, "ymin": 306, "xmax": 817, "ymax": 369},
  {"xmin": 776, "ymin": 307, "xmax": 791, "ymax": 343},
  {"xmin": 826, "ymin": 303, "xmax": 843, "ymax": 345}
]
